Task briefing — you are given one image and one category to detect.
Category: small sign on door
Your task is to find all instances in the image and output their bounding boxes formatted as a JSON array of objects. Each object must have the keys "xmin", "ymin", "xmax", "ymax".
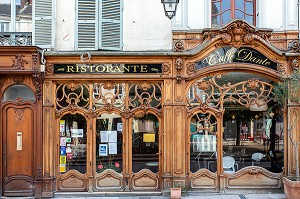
[{"xmin": 17, "ymin": 132, "xmax": 22, "ymax": 150}]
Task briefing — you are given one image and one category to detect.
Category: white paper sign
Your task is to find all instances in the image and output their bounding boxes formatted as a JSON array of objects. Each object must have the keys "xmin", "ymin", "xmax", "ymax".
[
  {"xmin": 109, "ymin": 142, "xmax": 117, "ymax": 154},
  {"xmin": 117, "ymin": 123, "xmax": 123, "ymax": 131},
  {"xmin": 100, "ymin": 131, "xmax": 109, "ymax": 142},
  {"xmin": 109, "ymin": 131, "xmax": 118, "ymax": 143},
  {"xmin": 99, "ymin": 144, "xmax": 108, "ymax": 156},
  {"xmin": 60, "ymin": 137, "xmax": 66, "ymax": 146},
  {"xmin": 71, "ymin": 129, "xmax": 83, "ymax": 137}
]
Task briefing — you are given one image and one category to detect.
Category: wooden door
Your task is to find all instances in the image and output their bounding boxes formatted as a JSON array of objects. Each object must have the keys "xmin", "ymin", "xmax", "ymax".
[{"xmin": 2, "ymin": 104, "xmax": 35, "ymax": 196}]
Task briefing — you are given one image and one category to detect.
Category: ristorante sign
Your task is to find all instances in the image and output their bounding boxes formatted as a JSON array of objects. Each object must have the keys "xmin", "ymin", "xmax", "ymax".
[
  {"xmin": 195, "ymin": 47, "xmax": 278, "ymax": 70},
  {"xmin": 53, "ymin": 64, "xmax": 162, "ymax": 74}
]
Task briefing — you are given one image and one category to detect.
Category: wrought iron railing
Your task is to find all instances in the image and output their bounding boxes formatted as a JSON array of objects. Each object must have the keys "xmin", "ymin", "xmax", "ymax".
[{"xmin": 0, "ymin": 32, "xmax": 32, "ymax": 46}]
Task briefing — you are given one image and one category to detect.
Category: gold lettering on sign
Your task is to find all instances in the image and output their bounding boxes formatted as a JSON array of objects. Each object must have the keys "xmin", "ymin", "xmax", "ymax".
[
  {"xmin": 67, "ymin": 65, "xmax": 75, "ymax": 72},
  {"xmin": 236, "ymin": 49, "xmax": 271, "ymax": 66},
  {"xmin": 203, "ymin": 47, "xmax": 237, "ymax": 65},
  {"xmin": 140, "ymin": 65, "xmax": 148, "ymax": 72}
]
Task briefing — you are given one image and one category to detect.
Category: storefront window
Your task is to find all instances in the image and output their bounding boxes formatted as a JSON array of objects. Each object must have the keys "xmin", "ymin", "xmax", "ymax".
[
  {"xmin": 132, "ymin": 113, "xmax": 159, "ymax": 173},
  {"xmin": 96, "ymin": 113, "xmax": 123, "ymax": 173},
  {"xmin": 190, "ymin": 112, "xmax": 218, "ymax": 173},
  {"xmin": 59, "ymin": 113, "xmax": 87, "ymax": 174},
  {"xmin": 3, "ymin": 84, "xmax": 35, "ymax": 102}
]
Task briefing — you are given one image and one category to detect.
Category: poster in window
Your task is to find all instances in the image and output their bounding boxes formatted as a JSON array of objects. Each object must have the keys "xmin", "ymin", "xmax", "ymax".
[
  {"xmin": 60, "ymin": 146, "xmax": 66, "ymax": 155},
  {"xmin": 71, "ymin": 129, "xmax": 84, "ymax": 137},
  {"xmin": 60, "ymin": 155, "xmax": 66, "ymax": 164},
  {"xmin": 143, "ymin": 133, "xmax": 155, "ymax": 142},
  {"xmin": 60, "ymin": 137, "xmax": 66, "ymax": 146},
  {"xmin": 100, "ymin": 131, "xmax": 109, "ymax": 142},
  {"xmin": 60, "ymin": 164, "xmax": 66, "ymax": 173},
  {"xmin": 109, "ymin": 142, "xmax": 117, "ymax": 154},
  {"xmin": 117, "ymin": 123, "xmax": 123, "ymax": 131},
  {"xmin": 66, "ymin": 146, "xmax": 72, "ymax": 153},
  {"xmin": 109, "ymin": 131, "xmax": 118, "ymax": 143},
  {"xmin": 60, "ymin": 120, "xmax": 65, "ymax": 136},
  {"xmin": 66, "ymin": 153, "xmax": 73, "ymax": 160},
  {"xmin": 99, "ymin": 144, "xmax": 108, "ymax": 156}
]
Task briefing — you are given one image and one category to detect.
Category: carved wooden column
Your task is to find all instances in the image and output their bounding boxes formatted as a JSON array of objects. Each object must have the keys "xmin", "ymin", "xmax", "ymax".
[{"xmin": 42, "ymin": 65, "xmax": 55, "ymax": 197}]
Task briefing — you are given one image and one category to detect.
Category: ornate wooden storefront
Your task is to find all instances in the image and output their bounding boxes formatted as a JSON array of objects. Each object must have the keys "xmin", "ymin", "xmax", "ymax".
[
  {"xmin": 0, "ymin": 46, "xmax": 42, "ymax": 197},
  {"xmin": 40, "ymin": 20, "xmax": 300, "ymax": 196}
]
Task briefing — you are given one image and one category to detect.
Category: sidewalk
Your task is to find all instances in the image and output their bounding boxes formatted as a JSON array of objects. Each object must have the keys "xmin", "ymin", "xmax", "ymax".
[{"xmin": 2, "ymin": 193, "xmax": 286, "ymax": 199}]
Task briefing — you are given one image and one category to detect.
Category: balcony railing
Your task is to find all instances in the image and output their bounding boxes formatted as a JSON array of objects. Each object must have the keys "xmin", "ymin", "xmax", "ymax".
[{"xmin": 0, "ymin": 32, "xmax": 32, "ymax": 46}]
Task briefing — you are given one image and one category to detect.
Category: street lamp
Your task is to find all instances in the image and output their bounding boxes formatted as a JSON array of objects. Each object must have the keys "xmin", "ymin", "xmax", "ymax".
[{"xmin": 161, "ymin": 0, "xmax": 179, "ymax": 19}]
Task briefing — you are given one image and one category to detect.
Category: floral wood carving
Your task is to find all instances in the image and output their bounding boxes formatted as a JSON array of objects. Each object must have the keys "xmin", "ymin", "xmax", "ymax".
[
  {"xmin": 32, "ymin": 53, "xmax": 38, "ymax": 70},
  {"xmin": 45, "ymin": 64, "xmax": 54, "ymax": 76},
  {"xmin": 277, "ymin": 64, "xmax": 287, "ymax": 76},
  {"xmin": 291, "ymin": 58, "xmax": 299, "ymax": 70},
  {"xmin": 175, "ymin": 58, "xmax": 183, "ymax": 83},
  {"xmin": 11, "ymin": 54, "xmax": 28, "ymax": 70},
  {"xmin": 173, "ymin": 40, "xmax": 185, "ymax": 52},
  {"xmin": 13, "ymin": 75, "xmax": 24, "ymax": 83},
  {"xmin": 162, "ymin": 63, "xmax": 171, "ymax": 74},
  {"xmin": 203, "ymin": 20, "xmax": 272, "ymax": 48},
  {"xmin": 187, "ymin": 63, "xmax": 196, "ymax": 75},
  {"xmin": 32, "ymin": 73, "xmax": 42, "ymax": 101},
  {"xmin": 288, "ymin": 40, "xmax": 300, "ymax": 53},
  {"xmin": 14, "ymin": 109, "xmax": 24, "ymax": 123}
]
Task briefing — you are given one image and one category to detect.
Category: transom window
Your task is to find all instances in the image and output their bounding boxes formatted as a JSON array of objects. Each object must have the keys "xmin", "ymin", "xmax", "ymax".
[{"xmin": 212, "ymin": 0, "xmax": 256, "ymax": 27}]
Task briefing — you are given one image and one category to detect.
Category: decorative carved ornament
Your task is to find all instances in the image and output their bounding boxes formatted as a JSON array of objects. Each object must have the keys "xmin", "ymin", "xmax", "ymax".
[
  {"xmin": 32, "ymin": 73, "xmax": 42, "ymax": 101},
  {"xmin": 14, "ymin": 109, "xmax": 24, "ymax": 123},
  {"xmin": 13, "ymin": 75, "xmax": 24, "ymax": 83},
  {"xmin": 187, "ymin": 63, "xmax": 196, "ymax": 75},
  {"xmin": 162, "ymin": 63, "xmax": 171, "ymax": 74},
  {"xmin": 45, "ymin": 64, "xmax": 54, "ymax": 76},
  {"xmin": 291, "ymin": 58, "xmax": 299, "ymax": 70},
  {"xmin": 32, "ymin": 53, "xmax": 38, "ymax": 70},
  {"xmin": 203, "ymin": 20, "xmax": 272, "ymax": 48},
  {"xmin": 11, "ymin": 54, "xmax": 28, "ymax": 70},
  {"xmin": 288, "ymin": 40, "xmax": 300, "ymax": 53},
  {"xmin": 173, "ymin": 40, "xmax": 185, "ymax": 52},
  {"xmin": 175, "ymin": 57, "xmax": 183, "ymax": 83}
]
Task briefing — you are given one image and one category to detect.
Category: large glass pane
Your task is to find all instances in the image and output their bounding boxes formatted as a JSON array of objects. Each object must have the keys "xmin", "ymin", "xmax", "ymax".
[
  {"xmin": 235, "ymin": 10, "xmax": 244, "ymax": 19},
  {"xmin": 132, "ymin": 113, "xmax": 159, "ymax": 173},
  {"xmin": 190, "ymin": 113, "xmax": 218, "ymax": 173},
  {"xmin": 245, "ymin": 1, "xmax": 253, "ymax": 14},
  {"xmin": 96, "ymin": 113, "xmax": 123, "ymax": 173},
  {"xmin": 15, "ymin": 0, "xmax": 32, "ymax": 32},
  {"xmin": 222, "ymin": 0, "xmax": 231, "ymax": 11},
  {"xmin": 59, "ymin": 113, "xmax": 87, "ymax": 174},
  {"xmin": 245, "ymin": 15, "xmax": 253, "ymax": 25},
  {"xmin": 212, "ymin": 2, "xmax": 220, "ymax": 15},
  {"xmin": 3, "ymin": 84, "xmax": 35, "ymax": 102},
  {"xmin": 221, "ymin": 72, "xmax": 283, "ymax": 173},
  {"xmin": 235, "ymin": 0, "xmax": 244, "ymax": 11},
  {"xmin": 0, "ymin": 0, "xmax": 11, "ymax": 32},
  {"xmin": 221, "ymin": 10, "xmax": 231, "ymax": 26}
]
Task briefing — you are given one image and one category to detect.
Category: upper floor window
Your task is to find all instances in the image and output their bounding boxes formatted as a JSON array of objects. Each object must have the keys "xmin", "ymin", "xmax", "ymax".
[
  {"xmin": 212, "ymin": 0, "xmax": 256, "ymax": 27},
  {"xmin": 0, "ymin": 0, "xmax": 32, "ymax": 32}
]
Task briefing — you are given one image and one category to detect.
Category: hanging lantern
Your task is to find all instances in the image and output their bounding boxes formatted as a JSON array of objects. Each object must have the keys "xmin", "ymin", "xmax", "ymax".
[
  {"xmin": 249, "ymin": 99, "xmax": 268, "ymax": 112},
  {"xmin": 161, "ymin": 0, "xmax": 180, "ymax": 19}
]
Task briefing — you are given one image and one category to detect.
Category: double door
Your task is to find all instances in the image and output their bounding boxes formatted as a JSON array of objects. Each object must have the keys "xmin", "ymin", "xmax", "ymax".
[{"xmin": 56, "ymin": 112, "xmax": 161, "ymax": 192}]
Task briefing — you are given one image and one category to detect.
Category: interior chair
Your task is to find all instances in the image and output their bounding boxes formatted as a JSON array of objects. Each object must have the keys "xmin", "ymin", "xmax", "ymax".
[
  {"xmin": 252, "ymin": 152, "xmax": 265, "ymax": 166},
  {"xmin": 223, "ymin": 156, "xmax": 236, "ymax": 173}
]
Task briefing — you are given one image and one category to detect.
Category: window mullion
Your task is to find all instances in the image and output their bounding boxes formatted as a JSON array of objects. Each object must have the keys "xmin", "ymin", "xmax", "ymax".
[{"xmin": 11, "ymin": 0, "xmax": 16, "ymax": 32}]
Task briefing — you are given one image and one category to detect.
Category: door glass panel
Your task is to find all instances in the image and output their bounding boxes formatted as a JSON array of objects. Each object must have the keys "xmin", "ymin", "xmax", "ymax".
[
  {"xmin": 59, "ymin": 113, "xmax": 87, "ymax": 174},
  {"xmin": 190, "ymin": 112, "xmax": 218, "ymax": 173},
  {"xmin": 3, "ymin": 84, "xmax": 35, "ymax": 102},
  {"xmin": 96, "ymin": 113, "xmax": 123, "ymax": 173},
  {"xmin": 132, "ymin": 113, "xmax": 159, "ymax": 173}
]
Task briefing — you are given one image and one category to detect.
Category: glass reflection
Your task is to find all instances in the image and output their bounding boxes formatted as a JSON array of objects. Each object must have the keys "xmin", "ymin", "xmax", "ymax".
[
  {"xmin": 96, "ymin": 113, "xmax": 123, "ymax": 173},
  {"xmin": 59, "ymin": 113, "xmax": 87, "ymax": 174},
  {"xmin": 132, "ymin": 113, "xmax": 159, "ymax": 173},
  {"xmin": 3, "ymin": 84, "xmax": 35, "ymax": 102},
  {"xmin": 190, "ymin": 113, "xmax": 218, "ymax": 173}
]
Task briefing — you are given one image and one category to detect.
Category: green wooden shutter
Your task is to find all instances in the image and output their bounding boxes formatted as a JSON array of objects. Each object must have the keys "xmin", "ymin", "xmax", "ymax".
[
  {"xmin": 76, "ymin": 0, "xmax": 98, "ymax": 50},
  {"xmin": 33, "ymin": 0, "xmax": 55, "ymax": 48},
  {"xmin": 99, "ymin": 0, "xmax": 122, "ymax": 50}
]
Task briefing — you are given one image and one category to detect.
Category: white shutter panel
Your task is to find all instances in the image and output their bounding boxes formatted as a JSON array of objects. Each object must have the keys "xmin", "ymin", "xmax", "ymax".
[
  {"xmin": 76, "ymin": 0, "xmax": 98, "ymax": 50},
  {"xmin": 33, "ymin": 0, "xmax": 55, "ymax": 48},
  {"xmin": 100, "ymin": 0, "xmax": 122, "ymax": 50}
]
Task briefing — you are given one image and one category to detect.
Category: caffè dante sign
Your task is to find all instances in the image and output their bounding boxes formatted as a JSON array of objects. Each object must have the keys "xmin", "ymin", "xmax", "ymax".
[{"xmin": 196, "ymin": 47, "xmax": 277, "ymax": 70}]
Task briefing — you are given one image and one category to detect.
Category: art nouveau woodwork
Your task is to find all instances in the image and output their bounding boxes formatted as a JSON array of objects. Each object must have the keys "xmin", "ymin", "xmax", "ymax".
[
  {"xmin": 1, "ymin": 19, "xmax": 298, "ymax": 197},
  {"xmin": 0, "ymin": 47, "xmax": 42, "ymax": 197}
]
